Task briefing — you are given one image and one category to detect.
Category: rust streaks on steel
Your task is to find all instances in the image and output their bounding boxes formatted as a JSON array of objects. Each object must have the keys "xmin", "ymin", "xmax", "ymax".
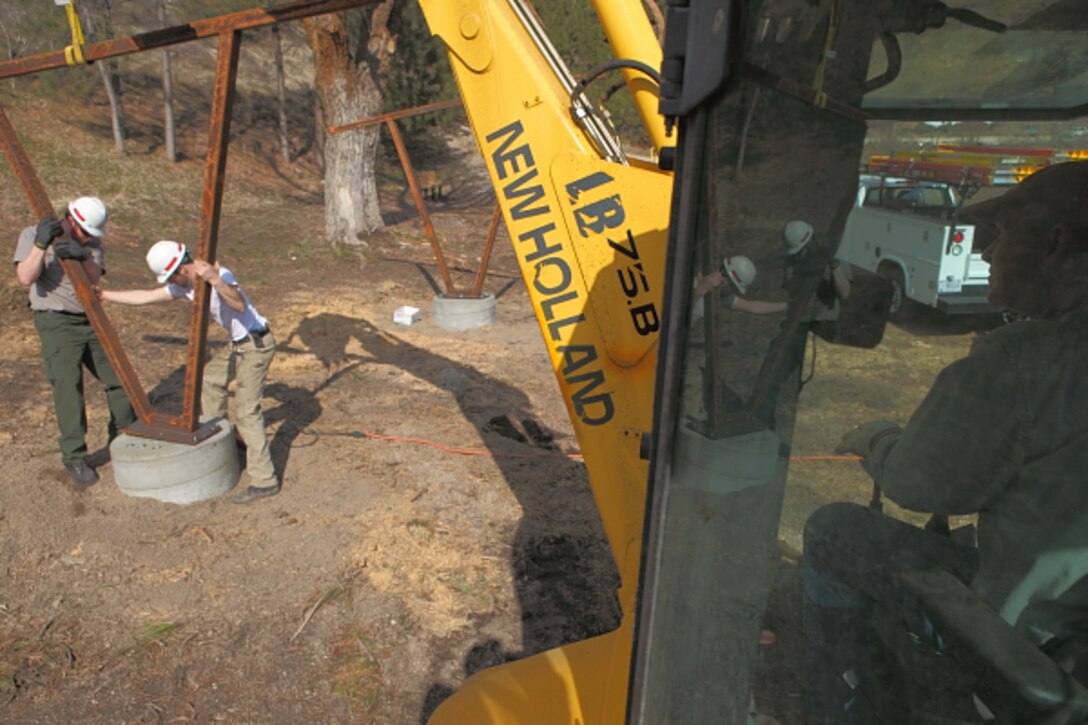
[
  {"xmin": 180, "ymin": 30, "xmax": 242, "ymax": 431},
  {"xmin": 326, "ymin": 98, "xmax": 462, "ymax": 134},
  {"xmin": 384, "ymin": 118, "xmax": 458, "ymax": 295},
  {"xmin": 0, "ymin": 104, "xmax": 156, "ymax": 423},
  {"xmin": 0, "ymin": 0, "xmax": 380, "ymax": 81}
]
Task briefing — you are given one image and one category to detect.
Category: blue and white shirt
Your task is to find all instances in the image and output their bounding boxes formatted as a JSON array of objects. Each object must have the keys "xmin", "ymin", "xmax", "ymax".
[{"xmin": 166, "ymin": 266, "xmax": 268, "ymax": 342}]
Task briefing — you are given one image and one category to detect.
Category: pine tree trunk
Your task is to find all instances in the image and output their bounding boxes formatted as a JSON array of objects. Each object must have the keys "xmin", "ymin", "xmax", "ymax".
[
  {"xmin": 271, "ymin": 23, "xmax": 290, "ymax": 164},
  {"xmin": 157, "ymin": 0, "xmax": 177, "ymax": 162},
  {"xmin": 303, "ymin": 4, "xmax": 396, "ymax": 245},
  {"xmin": 81, "ymin": 2, "xmax": 125, "ymax": 154}
]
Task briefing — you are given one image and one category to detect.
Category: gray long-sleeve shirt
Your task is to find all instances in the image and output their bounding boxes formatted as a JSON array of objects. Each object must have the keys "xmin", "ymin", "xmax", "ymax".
[{"xmin": 865, "ymin": 304, "xmax": 1088, "ymax": 633}]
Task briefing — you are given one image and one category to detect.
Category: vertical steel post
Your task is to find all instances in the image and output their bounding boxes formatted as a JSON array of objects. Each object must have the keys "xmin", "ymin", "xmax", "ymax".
[
  {"xmin": 468, "ymin": 203, "xmax": 502, "ymax": 298},
  {"xmin": 180, "ymin": 29, "xmax": 242, "ymax": 432},
  {"xmin": 384, "ymin": 117, "xmax": 458, "ymax": 295}
]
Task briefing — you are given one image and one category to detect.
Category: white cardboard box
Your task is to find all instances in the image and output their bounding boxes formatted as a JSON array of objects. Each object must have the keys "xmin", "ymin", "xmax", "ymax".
[{"xmin": 393, "ymin": 305, "xmax": 421, "ymax": 325}]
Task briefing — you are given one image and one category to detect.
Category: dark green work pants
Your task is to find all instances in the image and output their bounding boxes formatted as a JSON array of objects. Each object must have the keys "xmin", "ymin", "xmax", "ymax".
[{"xmin": 33, "ymin": 311, "xmax": 135, "ymax": 466}]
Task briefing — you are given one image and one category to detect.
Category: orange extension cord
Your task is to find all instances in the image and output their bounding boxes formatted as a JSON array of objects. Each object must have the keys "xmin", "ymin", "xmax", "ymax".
[{"xmin": 324, "ymin": 428, "xmax": 862, "ymax": 464}]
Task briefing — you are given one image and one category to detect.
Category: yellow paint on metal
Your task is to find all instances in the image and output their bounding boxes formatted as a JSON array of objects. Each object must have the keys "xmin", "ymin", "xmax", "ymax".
[
  {"xmin": 430, "ymin": 626, "xmax": 633, "ymax": 724},
  {"xmin": 589, "ymin": 0, "xmax": 669, "ymax": 153},
  {"xmin": 417, "ymin": 0, "xmax": 671, "ymax": 721}
]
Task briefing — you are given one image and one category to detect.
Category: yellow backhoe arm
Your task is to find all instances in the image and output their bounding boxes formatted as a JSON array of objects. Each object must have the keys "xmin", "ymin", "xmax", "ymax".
[{"xmin": 417, "ymin": 0, "xmax": 671, "ymax": 721}]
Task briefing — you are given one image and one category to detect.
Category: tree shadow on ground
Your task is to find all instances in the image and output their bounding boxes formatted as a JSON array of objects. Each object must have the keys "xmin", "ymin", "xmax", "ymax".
[{"xmin": 277, "ymin": 312, "xmax": 621, "ymax": 723}]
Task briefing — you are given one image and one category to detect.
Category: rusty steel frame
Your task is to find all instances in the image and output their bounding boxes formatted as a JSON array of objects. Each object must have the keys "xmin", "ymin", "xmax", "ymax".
[
  {"xmin": 0, "ymin": 0, "xmax": 380, "ymax": 443},
  {"xmin": 0, "ymin": 0, "xmax": 378, "ymax": 81},
  {"xmin": 328, "ymin": 98, "xmax": 503, "ymax": 299}
]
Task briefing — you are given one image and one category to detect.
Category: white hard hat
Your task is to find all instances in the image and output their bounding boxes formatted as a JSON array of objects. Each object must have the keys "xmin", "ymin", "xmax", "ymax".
[
  {"xmin": 147, "ymin": 240, "xmax": 189, "ymax": 284},
  {"xmin": 68, "ymin": 196, "xmax": 108, "ymax": 238},
  {"xmin": 722, "ymin": 255, "xmax": 757, "ymax": 294},
  {"xmin": 784, "ymin": 220, "xmax": 814, "ymax": 255}
]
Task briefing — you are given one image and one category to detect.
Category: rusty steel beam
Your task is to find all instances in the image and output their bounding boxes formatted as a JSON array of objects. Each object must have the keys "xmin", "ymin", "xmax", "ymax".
[
  {"xmin": 179, "ymin": 30, "xmax": 242, "ymax": 432},
  {"xmin": 0, "ymin": 103, "xmax": 156, "ymax": 425},
  {"xmin": 468, "ymin": 203, "xmax": 503, "ymax": 298},
  {"xmin": 329, "ymin": 98, "xmax": 507, "ymax": 299},
  {"xmin": 0, "ymin": 0, "xmax": 380, "ymax": 81},
  {"xmin": 326, "ymin": 98, "xmax": 462, "ymax": 134},
  {"xmin": 384, "ymin": 118, "xmax": 458, "ymax": 295}
]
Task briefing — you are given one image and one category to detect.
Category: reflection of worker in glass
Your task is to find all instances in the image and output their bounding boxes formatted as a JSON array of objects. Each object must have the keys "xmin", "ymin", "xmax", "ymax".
[
  {"xmin": 690, "ymin": 255, "xmax": 787, "ymax": 418},
  {"xmin": 690, "ymin": 254, "xmax": 787, "ymax": 321},
  {"xmin": 801, "ymin": 162, "xmax": 1088, "ymax": 723},
  {"xmin": 783, "ymin": 219, "xmax": 851, "ymax": 341},
  {"xmin": 756, "ymin": 221, "xmax": 850, "ymax": 428}
]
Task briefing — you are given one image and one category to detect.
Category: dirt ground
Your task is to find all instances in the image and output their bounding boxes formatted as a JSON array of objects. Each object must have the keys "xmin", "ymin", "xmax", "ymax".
[
  {"xmin": 0, "ymin": 84, "xmax": 629, "ymax": 723},
  {"xmin": 0, "ymin": 83, "xmax": 1006, "ymax": 724}
]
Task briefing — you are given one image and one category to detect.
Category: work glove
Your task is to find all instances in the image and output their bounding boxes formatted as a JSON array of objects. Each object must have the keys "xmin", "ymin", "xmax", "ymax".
[
  {"xmin": 53, "ymin": 236, "xmax": 90, "ymax": 261},
  {"xmin": 34, "ymin": 215, "xmax": 63, "ymax": 250},
  {"xmin": 836, "ymin": 420, "xmax": 900, "ymax": 458}
]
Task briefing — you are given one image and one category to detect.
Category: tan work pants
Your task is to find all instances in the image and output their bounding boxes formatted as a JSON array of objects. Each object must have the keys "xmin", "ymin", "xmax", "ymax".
[{"xmin": 203, "ymin": 332, "xmax": 277, "ymax": 487}]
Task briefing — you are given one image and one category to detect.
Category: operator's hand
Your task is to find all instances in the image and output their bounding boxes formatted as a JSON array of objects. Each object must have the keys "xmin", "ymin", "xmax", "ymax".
[
  {"xmin": 53, "ymin": 236, "xmax": 90, "ymax": 261},
  {"xmin": 836, "ymin": 420, "xmax": 900, "ymax": 457},
  {"xmin": 34, "ymin": 215, "xmax": 63, "ymax": 250}
]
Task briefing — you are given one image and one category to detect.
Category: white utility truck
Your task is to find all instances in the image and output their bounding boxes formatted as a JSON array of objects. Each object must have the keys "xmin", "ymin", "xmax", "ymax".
[{"xmin": 838, "ymin": 174, "xmax": 993, "ymax": 320}]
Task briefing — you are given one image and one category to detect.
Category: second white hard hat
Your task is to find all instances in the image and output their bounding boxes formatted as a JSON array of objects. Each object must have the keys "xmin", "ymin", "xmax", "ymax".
[
  {"xmin": 784, "ymin": 220, "xmax": 814, "ymax": 255},
  {"xmin": 68, "ymin": 196, "xmax": 108, "ymax": 238},
  {"xmin": 146, "ymin": 240, "xmax": 189, "ymax": 284},
  {"xmin": 722, "ymin": 255, "xmax": 757, "ymax": 294}
]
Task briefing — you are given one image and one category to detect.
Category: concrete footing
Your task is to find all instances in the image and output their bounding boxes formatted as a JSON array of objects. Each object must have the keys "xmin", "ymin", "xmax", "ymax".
[
  {"xmin": 110, "ymin": 418, "xmax": 240, "ymax": 504},
  {"xmin": 433, "ymin": 292, "xmax": 496, "ymax": 331}
]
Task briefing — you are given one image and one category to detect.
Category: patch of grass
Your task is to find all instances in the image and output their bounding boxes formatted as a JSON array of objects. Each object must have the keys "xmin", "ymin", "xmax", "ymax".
[
  {"xmin": 288, "ymin": 237, "xmax": 357, "ymax": 263},
  {"xmin": 133, "ymin": 621, "xmax": 179, "ymax": 644},
  {"xmin": 406, "ymin": 518, "xmax": 431, "ymax": 530},
  {"xmin": 326, "ymin": 626, "xmax": 387, "ymax": 715}
]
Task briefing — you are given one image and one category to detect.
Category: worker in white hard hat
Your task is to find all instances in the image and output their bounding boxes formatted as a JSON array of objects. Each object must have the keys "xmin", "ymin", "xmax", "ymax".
[
  {"xmin": 12, "ymin": 196, "xmax": 135, "ymax": 489},
  {"xmin": 691, "ymin": 255, "xmax": 788, "ymax": 320},
  {"xmin": 786, "ymin": 218, "xmax": 851, "ymax": 333},
  {"xmin": 99, "ymin": 241, "xmax": 280, "ymax": 504},
  {"xmin": 756, "ymin": 220, "xmax": 852, "ymax": 429}
]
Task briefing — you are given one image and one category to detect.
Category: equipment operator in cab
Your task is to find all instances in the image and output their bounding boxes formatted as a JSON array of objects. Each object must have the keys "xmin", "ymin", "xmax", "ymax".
[{"xmin": 802, "ymin": 161, "xmax": 1088, "ymax": 723}]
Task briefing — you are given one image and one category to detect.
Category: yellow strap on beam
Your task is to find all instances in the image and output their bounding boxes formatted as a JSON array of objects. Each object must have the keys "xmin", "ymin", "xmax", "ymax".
[
  {"xmin": 811, "ymin": 0, "xmax": 840, "ymax": 109},
  {"xmin": 62, "ymin": 1, "xmax": 87, "ymax": 66}
]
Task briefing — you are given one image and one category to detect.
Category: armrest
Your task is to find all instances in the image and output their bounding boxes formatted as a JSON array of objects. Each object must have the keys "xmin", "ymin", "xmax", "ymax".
[{"xmin": 900, "ymin": 569, "xmax": 1088, "ymax": 719}]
